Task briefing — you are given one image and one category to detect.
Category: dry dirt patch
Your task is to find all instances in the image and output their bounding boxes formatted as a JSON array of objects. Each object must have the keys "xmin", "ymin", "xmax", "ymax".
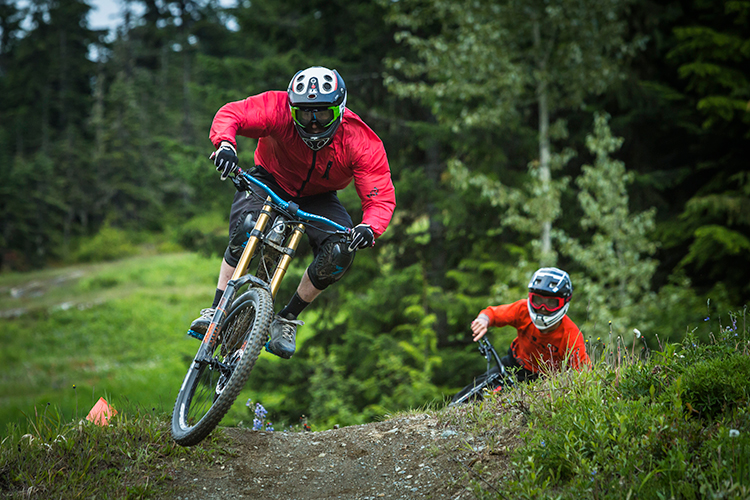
[{"xmin": 171, "ymin": 412, "xmax": 518, "ymax": 499}]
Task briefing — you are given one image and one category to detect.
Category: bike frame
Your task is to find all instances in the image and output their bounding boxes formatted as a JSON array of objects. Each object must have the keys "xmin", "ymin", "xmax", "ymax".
[
  {"xmin": 173, "ymin": 166, "xmax": 354, "ymax": 446},
  {"xmin": 448, "ymin": 337, "xmax": 515, "ymax": 406},
  {"xmin": 198, "ymin": 167, "xmax": 351, "ymax": 352},
  {"xmin": 478, "ymin": 338, "xmax": 505, "ymax": 376}
]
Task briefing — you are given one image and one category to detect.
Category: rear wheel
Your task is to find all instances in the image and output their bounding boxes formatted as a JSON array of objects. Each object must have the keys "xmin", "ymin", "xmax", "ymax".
[{"xmin": 172, "ymin": 288, "xmax": 273, "ymax": 446}]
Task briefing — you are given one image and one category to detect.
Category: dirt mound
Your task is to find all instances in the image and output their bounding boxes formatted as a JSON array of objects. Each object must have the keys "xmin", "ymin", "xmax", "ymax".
[{"xmin": 171, "ymin": 412, "xmax": 518, "ymax": 499}]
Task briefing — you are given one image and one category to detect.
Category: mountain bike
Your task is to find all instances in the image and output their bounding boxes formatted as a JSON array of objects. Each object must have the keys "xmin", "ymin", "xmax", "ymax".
[
  {"xmin": 448, "ymin": 336, "xmax": 515, "ymax": 407},
  {"xmin": 171, "ymin": 166, "xmax": 351, "ymax": 447}
]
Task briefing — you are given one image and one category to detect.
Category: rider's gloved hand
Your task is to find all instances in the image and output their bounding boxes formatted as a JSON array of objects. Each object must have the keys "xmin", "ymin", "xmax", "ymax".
[
  {"xmin": 210, "ymin": 142, "xmax": 238, "ymax": 180},
  {"xmin": 348, "ymin": 223, "xmax": 374, "ymax": 252}
]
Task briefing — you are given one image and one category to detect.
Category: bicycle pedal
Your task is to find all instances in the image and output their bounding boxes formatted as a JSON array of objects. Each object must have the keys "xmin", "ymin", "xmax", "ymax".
[
  {"xmin": 264, "ymin": 340, "xmax": 290, "ymax": 359},
  {"xmin": 187, "ymin": 329, "xmax": 204, "ymax": 341},
  {"xmin": 264, "ymin": 340, "xmax": 275, "ymax": 354}
]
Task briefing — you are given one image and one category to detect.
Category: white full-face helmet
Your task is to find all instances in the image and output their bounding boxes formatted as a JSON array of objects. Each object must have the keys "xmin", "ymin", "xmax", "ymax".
[
  {"xmin": 526, "ymin": 267, "xmax": 573, "ymax": 331},
  {"xmin": 287, "ymin": 66, "xmax": 347, "ymax": 151}
]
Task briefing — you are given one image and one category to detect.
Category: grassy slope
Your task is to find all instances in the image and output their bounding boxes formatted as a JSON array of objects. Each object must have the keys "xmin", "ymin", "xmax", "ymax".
[
  {"xmin": 438, "ymin": 337, "xmax": 750, "ymax": 498},
  {"xmin": 2, "ymin": 336, "xmax": 748, "ymax": 499},
  {"xmin": 2, "ymin": 255, "xmax": 749, "ymax": 499},
  {"xmin": 0, "ymin": 254, "xmax": 206, "ymax": 431},
  {"xmin": 0, "ymin": 253, "xmax": 311, "ymax": 434}
]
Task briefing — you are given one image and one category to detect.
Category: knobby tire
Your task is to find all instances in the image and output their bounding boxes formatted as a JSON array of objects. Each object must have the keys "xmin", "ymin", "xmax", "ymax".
[{"xmin": 172, "ymin": 287, "xmax": 274, "ymax": 446}]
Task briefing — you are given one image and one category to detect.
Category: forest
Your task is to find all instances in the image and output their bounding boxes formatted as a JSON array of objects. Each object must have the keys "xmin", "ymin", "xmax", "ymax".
[{"xmin": 0, "ymin": 0, "xmax": 748, "ymax": 428}]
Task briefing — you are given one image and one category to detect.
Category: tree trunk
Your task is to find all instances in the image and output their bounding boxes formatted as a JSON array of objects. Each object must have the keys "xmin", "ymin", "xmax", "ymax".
[
  {"xmin": 534, "ymin": 19, "xmax": 553, "ymax": 265},
  {"xmin": 425, "ymin": 133, "xmax": 449, "ymax": 346},
  {"xmin": 160, "ymin": 44, "xmax": 169, "ymax": 118},
  {"xmin": 41, "ymin": 84, "xmax": 51, "ymax": 155},
  {"xmin": 182, "ymin": 47, "xmax": 192, "ymax": 142},
  {"xmin": 92, "ymin": 65, "xmax": 105, "ymax": 159},
  {"xmin": 179, "ymin": 1, "xmax": 193, "ymax": 143},
  {"xmin": 538, "ymin": 83, "xmax": 552, "ymax": 261}
]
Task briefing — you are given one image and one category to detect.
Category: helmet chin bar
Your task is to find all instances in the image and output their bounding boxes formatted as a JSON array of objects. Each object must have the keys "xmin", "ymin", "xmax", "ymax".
[{"xmin": 303, "ymin": 136, "xmax": 331, "ymax": 151}]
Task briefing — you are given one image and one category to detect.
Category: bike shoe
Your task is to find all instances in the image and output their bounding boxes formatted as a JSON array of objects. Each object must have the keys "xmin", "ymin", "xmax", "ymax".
[
  {"xmin": 265, "ymin": 315, "xmax": 304, "ymax": 359},
  {"xmin": 187, "ymin": 307, "xmax": 216, "ymax": 341}
]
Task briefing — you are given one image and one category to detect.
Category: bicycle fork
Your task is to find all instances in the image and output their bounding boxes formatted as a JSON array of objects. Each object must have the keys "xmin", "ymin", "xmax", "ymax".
[
  {"xmin": 232, "ymin": 197, "xmax": 306, "ymax": 299},
  {"xmin": 196, "ymin": 198, "xmax": 305, "ymax": 356}
]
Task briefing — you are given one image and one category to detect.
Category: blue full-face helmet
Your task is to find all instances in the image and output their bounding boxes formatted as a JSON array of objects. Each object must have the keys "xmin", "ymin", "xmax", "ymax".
[{"xmin": 526, "ymin": 267, "xmax": 573, "ymax": 330}]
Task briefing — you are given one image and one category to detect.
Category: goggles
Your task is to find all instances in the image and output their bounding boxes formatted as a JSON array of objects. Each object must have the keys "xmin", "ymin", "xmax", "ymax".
[
  {"xmin": 291, "ymin": 105, "xmax": 340, "ymax": 129},
  {"xmin": 529, "ymin": 292, "xmax": 566, "ymax": 313}
]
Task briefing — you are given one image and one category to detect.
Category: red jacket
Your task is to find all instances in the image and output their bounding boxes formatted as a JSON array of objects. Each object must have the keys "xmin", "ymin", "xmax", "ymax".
[
  {"xmin": 480, "ymin": 299, "xmax": 590, "ymax": 373},
  {"xmin": 210, "ymin": 91, "xmax": 396, "ymax": 238}
]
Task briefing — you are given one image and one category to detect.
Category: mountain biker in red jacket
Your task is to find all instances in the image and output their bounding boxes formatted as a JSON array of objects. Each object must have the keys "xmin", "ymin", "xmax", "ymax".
[
  {"xmin": 189, "ymin": 66, "xmax": 396, "ymax": 359},
  {"xmin": 470, "ymin": 267, "xmax": 589, "ymax": 381}
]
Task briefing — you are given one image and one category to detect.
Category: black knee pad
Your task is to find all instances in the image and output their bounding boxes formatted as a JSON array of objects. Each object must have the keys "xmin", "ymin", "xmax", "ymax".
[
  {"xmin": 224, "ymin": 211, "xmax": 256, "ymax": 266},
  {"xmin": 308, "ymin": 236, "xmax": 355, "ymax": 290}
]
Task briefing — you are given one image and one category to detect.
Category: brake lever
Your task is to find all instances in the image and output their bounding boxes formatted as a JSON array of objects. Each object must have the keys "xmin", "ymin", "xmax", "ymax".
[{"xmin": 230, "ymin": 170, "xmax": 251, "ymax": 193}]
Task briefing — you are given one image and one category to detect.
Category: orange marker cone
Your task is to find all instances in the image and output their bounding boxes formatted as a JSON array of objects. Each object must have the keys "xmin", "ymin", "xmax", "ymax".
[{"xmin": 86, "ymin": 397, "xmax": 117, "ymax": 426}]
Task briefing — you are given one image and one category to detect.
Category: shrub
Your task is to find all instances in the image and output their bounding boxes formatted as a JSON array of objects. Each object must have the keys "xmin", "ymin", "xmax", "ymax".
[
  {"xmin": 682, "ymin": 353, "xmax": 750, "ymax": 418},
  {"xmin": 171, "ymin": 211, "xmax": 227, "ymax": 257},
  {"xmin": 73, "ymin": 224, "xmax": 139, "ymax": 262}
]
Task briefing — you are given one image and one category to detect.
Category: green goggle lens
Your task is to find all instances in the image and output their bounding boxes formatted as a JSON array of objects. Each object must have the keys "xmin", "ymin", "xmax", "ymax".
[{"xmin": 292, "ymin": 106, "xmax": 339, "ymax": 128}]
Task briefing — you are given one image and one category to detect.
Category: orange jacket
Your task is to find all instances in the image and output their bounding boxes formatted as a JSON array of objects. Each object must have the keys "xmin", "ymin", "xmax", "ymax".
[{"xmin": 480, "ymin": 299, "xmax": 589, "ymax": 373}]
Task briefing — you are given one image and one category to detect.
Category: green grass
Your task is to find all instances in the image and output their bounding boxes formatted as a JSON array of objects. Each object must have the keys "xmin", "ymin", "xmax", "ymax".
[
  {"xmin": 0, "ymin": 253, "xmax": 220, "ymax": 433},
  {"xmin": 3, "ymin": 254, "xmax": 749, "ymax": 498},
  {"xmin": 0, "ymin": 252, "xmax": 320, "ymax": 436},
  {"xmin": 0, "ymin": 404, "xmax": 225, "ymax": 498},
  {"xmin": 439, "ymin": 323, "xmax": 750, "ymax": 499},
  {"xmin": 0, "ymin": 252, "xmax": 336, "ymax": 497}
]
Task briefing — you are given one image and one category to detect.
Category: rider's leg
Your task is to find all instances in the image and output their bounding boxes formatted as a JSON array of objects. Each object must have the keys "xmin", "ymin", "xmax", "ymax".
[
  {"xmin": 277, "ymin": 270, "xmax": 320, "ymax": 320},
  {"xmin": 216, "ymin": 258, "xmax": 236, "ymax": 295},
  {"xmin": 189, "ymin": 183, "xmax": 266, "ymax": 337},
  {"xmin": 267, "ymin": 240, "xmax": 354, "ymax": 358},
  {"xmin": 501, "ymin": 348, "xmax": 538, "ymax": 383},
  {"xmin": 297, "ymin": 269, "xmax": 322, "ymax": 301},
  {"xmin": 267, "ymin": 191, "xmax": 354, "ymax": 358},
  {"xmin": 276, "ymin": 189, "xmax": 354, "ymax": 321},
  {"xmin": 189, "ymin": 208, "xmax": 254, "ymax": 337},
  {"xmin": 266, "ymin": 269, "xmax": 314, "ymax": 358},
  {"xmin": 188, "ymin": 262, "xmax": 232, "ymax": 338}
]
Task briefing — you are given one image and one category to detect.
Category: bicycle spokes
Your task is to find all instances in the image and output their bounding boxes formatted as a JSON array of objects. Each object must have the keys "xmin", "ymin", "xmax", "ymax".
[{"xmin": 183, "ymin": 301, "xmax": 258, "ymax": 426}]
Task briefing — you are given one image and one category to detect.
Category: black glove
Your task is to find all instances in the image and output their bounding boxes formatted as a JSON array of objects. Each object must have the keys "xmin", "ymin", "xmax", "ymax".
[
  {"xmin": 211, "ymin": 142, "xmax": 238, "ymax": 180},
  {"xmin": 348, "ymin": 224, "xmax": 375, "ymax": 252}
]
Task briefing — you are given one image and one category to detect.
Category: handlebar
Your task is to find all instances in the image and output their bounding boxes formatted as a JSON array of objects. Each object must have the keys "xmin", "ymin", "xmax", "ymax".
[{"xmin": 232, "ymin": 167, "xmax": 352, "ymax": 234}]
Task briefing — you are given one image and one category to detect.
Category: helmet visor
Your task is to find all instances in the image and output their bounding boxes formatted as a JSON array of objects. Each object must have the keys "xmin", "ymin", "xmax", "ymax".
[
  {"xmin": 291, "ymin": 105, "xmax": 340, "ymax": 129},
  {"xmin": 529, "ymin": 292, "xmax": 566, "ymax": 314}
]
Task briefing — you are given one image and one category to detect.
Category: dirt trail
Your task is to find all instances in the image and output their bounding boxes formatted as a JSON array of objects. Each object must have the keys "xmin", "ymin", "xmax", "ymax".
[{"xmin": 171, "ymin": 412, "xmax": 519, "ymax": 500}]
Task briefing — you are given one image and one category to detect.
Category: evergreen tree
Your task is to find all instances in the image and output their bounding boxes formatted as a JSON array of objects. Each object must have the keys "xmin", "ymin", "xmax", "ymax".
[
  {"xmin": 559, "ymin": 114, "xmax": 658, "ymax": 338},
  {"xmin": 0, "ymin": 0, "xmax": 25, "ymax": 268},
  {"xmin": 664, "ymin": 0, "xmax": 750, "ymax": 302},
  {"xmin": 0, "ymin": 0, "xmax": 101, "ymax": 266},
  {"xmin": 384, "ymin": 0, "xmax": 640, "ymax": 264}
]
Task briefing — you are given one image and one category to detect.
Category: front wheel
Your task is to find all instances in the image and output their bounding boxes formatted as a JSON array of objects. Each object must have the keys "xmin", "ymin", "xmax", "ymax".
[{"xmin": 172, "ymin": 287, "xmax": 274, "ymax": 446}]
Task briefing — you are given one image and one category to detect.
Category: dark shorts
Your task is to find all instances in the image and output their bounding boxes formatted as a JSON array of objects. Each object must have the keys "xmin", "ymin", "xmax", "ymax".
[
  {"xmin": 224, "ymin": 166, "xmax": 353, "ymax": 267},
  {"xmin": 501, "ymin": 347, "xmax": 538, "ymax": 383}
]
